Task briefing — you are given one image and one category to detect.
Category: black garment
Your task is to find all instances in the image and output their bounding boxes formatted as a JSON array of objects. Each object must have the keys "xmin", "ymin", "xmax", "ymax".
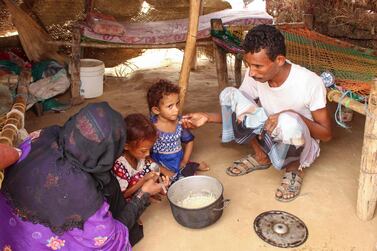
[
  {"xmin": 102, "ymin": 174, "xmax": 150, "ymax": 246},
  {"xmin": 2, "ymin": 102, "xmax": 126, "ymax": 234}
]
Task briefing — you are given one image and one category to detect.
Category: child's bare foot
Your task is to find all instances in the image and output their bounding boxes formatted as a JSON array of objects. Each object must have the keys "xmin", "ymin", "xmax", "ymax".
[{"xmin": 197, "ymin": 161, "xmax": 210, "ymax": 171}]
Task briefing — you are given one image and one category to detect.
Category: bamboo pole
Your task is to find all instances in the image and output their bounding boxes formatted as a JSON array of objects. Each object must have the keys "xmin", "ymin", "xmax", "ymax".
[
  {"xmin": 190, "ymin": 0, "xmax": 204, "ymax": 71},
  {"xmin": 178, "ymin": 0, "xmax": 201, "ymax": 112},
  {"xmin": 357, "ymin": 78, "xmax": 377, "ymax": 221},
  {"xmin": 327, "ymin": 89, "xmax": 366, "ymax": 115}
]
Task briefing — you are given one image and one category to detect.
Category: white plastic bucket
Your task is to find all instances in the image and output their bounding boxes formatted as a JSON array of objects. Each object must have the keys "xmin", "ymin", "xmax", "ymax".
[{"xmin": 80, "ymin": 59, "xmax": 105, "ymax": 99}]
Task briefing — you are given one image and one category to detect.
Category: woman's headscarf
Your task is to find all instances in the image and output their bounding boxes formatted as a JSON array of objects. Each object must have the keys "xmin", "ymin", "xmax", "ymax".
[{"xmin": 1, "ymin": 102, "xmax": 126, "ymax": 234}]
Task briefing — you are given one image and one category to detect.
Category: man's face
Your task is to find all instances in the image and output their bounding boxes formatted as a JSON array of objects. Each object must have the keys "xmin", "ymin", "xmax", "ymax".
[{"xmin": 244, "ymin": 49, "xmax": 280, "ymax": 83}]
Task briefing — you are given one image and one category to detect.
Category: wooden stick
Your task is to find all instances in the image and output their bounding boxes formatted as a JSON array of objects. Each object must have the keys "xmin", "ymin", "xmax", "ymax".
[
  {"xmin": 178, "ymin": 0, "xmax": 201, "ymax": 112},
  {"xmin": 327, "ymin": 89, "xmax": 366, "ymax": 115},
  {"xmin": 234, "ymin": 57, "xmax": 242, "ymax": 87},
  {"xmin": 357, "ymin": 78, "xmax": 377, "ymax": 220},
  {"xmin": 47, "ymin": 39, "xmax": 212, "ymax": 49},
  {"xmin": 0, "ymin": 35, "xmax": 21, "ymax": 48},
  {"xmin": 275, "ymin": 22, "xmax": 306, "ymax": 29},
  {"xmin": 213, "ymin": 43, "xmax": 228, "ymax": 93},
  {"xmin": 302, "ymin": 14, "xmax": 314, "ymax": 30},
  {"xmin": 69, "ymin": 26, "xmax": 84, "ymax": 105}
]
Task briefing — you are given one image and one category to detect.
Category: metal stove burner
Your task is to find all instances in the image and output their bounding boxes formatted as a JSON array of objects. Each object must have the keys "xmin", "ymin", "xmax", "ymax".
[{"xmin": 253, "ymin": 210, "xmax": 308, "ymax": 248}]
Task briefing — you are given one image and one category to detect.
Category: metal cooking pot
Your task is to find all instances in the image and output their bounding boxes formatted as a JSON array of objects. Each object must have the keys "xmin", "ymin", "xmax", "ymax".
[{"xmin": 167, "ymin": 175, "xmax": 230, "ymax": 229}]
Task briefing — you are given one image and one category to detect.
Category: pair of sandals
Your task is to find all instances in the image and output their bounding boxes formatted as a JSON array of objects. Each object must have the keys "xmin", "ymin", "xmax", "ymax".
[{"xmin": 226, "ymin": 154, "xmax": 302, "ymax": 202}]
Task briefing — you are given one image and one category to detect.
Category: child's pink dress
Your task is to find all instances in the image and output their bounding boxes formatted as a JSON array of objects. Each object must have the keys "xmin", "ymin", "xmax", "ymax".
[{"xmin": 112, "ymin": 156, "xmax": 152, "ymax": 196}]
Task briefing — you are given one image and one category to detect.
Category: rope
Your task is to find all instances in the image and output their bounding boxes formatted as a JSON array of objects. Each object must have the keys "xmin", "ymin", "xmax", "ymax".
[
  {"xmin": 334, "ymin": 90, "xmax": 353, "ymax": 129},
  {"xmin": 6, "ymin": 108, "xmax": 25, "ymax": 129}
]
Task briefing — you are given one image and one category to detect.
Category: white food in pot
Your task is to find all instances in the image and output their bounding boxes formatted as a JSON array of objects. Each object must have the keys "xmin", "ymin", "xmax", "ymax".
[{"xmin": 177, "ymin": 192, "xmax": 217, "ymax": 209}]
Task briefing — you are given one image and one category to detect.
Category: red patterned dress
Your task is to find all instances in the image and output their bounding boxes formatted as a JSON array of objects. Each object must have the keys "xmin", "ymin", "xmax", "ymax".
[{"xmin": 112, "ymin": 156, "xmax": 152, "ymax": 197}]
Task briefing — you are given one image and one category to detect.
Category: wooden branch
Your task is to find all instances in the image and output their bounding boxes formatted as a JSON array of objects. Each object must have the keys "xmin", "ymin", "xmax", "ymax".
[
  {"xmin": 234, "ymin": 57, "xmax": 242, "ymax": 87},
  {"xmin": 178, "ymin": 0, "xmax": 201, "ymax": 112},
  {"xmin": 213, "ymin": 43, "xmax": 228, "ymax": 92},
  {"xmin": 327, "ymin": 89, "xmax": 366, "ymax": 115},
  {"xmin": 0, "ymin": 35, "xmax": 21, "ymax": 48},
  {"xmin": 302, "ymin": 13, "xmax": 314, "ymax": 30},
  {"xmin": 357, "ymin": 78, "xmax": 377, "ymax": 221},
  {"xmin": 69, "ymin": 26, "xmax": 83, "ymax": 104},
  {"xmin": 275, "ymin": 22, "xmax": 306, "ymax": 29},
  {"xmin": 47, "ymin": 39, "xmax": 212, "ymax": 49},
  {"xmin": 85, "ymin": 0, "xmax": 94, "ymax": 14}
]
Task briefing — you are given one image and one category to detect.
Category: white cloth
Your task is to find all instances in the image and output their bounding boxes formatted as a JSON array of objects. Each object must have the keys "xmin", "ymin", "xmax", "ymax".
[
  {"xmin": 220, "ymin": 87, "xmax": 268, "ymax": 142},
  {"xmin": 273, "ymin": 112, "xmax": 320, "ymax": 168},
  {"xmin": 239, "ymin": 63, "xmax": 327, "ymax": 121}
]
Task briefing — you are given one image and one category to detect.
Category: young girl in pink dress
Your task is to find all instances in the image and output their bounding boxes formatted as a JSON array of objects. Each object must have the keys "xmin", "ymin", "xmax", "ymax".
[{"xmin": 112, "ymin": 113, "xmax": 169, "ymax": 199}]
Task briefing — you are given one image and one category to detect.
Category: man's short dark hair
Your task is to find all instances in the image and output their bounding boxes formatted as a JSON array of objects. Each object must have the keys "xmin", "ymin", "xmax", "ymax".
[{"xmin": 242, "ymin": 24, "xmax": 286, "ymax": 61}]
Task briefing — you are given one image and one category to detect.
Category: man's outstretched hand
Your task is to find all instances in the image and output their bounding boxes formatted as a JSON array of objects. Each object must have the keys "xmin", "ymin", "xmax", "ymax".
[{"xmin": 181, "ymin": 112, "xmax": 209, "ymax": 129}]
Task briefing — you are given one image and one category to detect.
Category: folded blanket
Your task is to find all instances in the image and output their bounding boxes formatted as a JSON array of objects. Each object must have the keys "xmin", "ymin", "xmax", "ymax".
[
  {"xmin": 86, "ymin": 11, "xmax": 125, "ymax": 36},
  {"xmin": 82, "ymin": 9, "xmax": 272, "ymax": 44}
]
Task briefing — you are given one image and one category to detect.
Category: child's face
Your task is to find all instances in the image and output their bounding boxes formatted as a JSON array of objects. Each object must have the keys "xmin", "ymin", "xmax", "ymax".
[
  {"xmin": 153, "ymin": 93, "xmax": 180, "ymax": 121},
  {"xmin": 125, "ymin": 138, "xmax": 155, "ymax": 160}
]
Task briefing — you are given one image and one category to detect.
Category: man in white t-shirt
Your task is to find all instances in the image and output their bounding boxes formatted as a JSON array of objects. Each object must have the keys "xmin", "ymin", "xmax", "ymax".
[{"xmin": 183, "ymin": 24, "xmax": 332, "ymax": 202}]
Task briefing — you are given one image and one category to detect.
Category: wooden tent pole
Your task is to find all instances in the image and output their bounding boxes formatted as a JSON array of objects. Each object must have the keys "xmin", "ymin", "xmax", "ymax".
[
  {"xmin": 357, "ymin": 78, "xmax": 377, "ymax": 220},
  {"xmin": 69, "ymin": 26, "xmax": 84, "ymax": 105},
  {"xmin": 190, "ymin": 0, "xmax": 204, "ymax": 71},
  {"xmin": 178, "ymin": 0, "xmax": 201, "ymax": 112}
]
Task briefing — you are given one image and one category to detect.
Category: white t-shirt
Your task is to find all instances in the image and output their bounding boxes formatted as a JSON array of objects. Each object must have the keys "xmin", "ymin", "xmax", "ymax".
[{"xmin": 239, "ymin": 63, "xmax": 326, "ymax": 121}]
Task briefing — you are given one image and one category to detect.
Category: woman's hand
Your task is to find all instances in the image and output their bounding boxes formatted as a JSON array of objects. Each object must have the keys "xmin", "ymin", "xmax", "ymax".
[
  {"xmin": 141, "ymin": 179, "xmax": 165, "ymax": 195},
  {"xmin": 160, "ymin": 175, "xmax": 170, "ymax": 189},
  {"xmin": 142, "ymin": 171, "xmax": 158, "ymax": 182},
  {"xmin": 0, "ymin": 144, "xmax": 21, "ymax": 170}
]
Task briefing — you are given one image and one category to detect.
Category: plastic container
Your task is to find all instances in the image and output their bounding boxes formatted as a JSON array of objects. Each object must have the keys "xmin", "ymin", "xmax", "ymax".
[
  {"xmin": 80, "ymin": 59, "xmax": 105, "ymax": 99},
  {"xmin": 341, "ymin": 107, "xmax": 354, "ymax": 122}
]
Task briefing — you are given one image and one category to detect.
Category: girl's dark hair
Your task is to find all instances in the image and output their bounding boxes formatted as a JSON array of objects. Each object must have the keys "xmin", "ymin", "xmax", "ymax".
[
  {"xmin": 125, "ymin": 113, "xmax": 157, "ymax": 144},
  {"xmin": 242, "ymin": 24, "xmax": 286, "ymax": 61},
  {"xmin": 147, "ymin": 79, "xmax": 180, "ymax": 111}
]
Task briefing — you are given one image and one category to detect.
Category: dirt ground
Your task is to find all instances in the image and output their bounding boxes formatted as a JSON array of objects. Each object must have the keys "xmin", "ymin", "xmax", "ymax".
[{"xmin": 25, "ymin": 51, "xmax": 377, "ymax": 251}]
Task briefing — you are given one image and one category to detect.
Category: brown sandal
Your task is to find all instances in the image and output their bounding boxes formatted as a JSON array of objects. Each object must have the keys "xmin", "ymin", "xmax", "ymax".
[
  {"xmin": 226, "ymin": 154, "xmax": 270, "ymax": 176},
  {"xmin": 275, "ymin": 171, "xmax": 303, "ymax": 202}
]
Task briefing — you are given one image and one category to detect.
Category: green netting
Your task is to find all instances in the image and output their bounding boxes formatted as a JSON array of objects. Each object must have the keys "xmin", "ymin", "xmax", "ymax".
[{"xmin": 279, "ymin": 27, "xmax": 377, "ymax": 97}]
